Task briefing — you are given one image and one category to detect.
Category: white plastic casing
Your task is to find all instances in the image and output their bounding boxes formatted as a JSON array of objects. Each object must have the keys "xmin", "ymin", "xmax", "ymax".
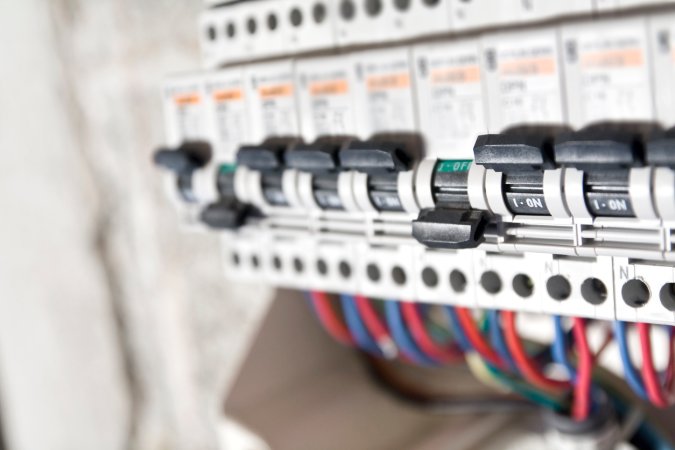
[
  {"xmin": 414, "ymin": 247, "xmax": 477, "ymax": 308},
  {"xmin": 222, "ymin": 232, "xmax": 271, "ymax": 284},
  {"xmin": 562, "ymin": 18, "xmax": 655, "ymax": 129},
  {"xmin": 595, "ymin": 0, "xmax": 675, "ymax": 12},
  {"xmin": 245, "ymin": 61, "xmax": 301, "ymax": 142},
  {"xmin": 507, "ymin": 0, "xmax": 593, "ymax": 22},
  {"xmin": 162, "ymin": 73, "xmax": 210, "ymax": 146},
  {"xmin": 236, "ymin": 1, "xmax": 290, "ymax": 62},
  {"xmin": 351, "ymin": 47, "xmax": 418, "ymax": 138},
  {"xmin": 162, "ymin": 73, "xmax": 218, "ymax": 209},
  {"xmin": 356, "ymin": 243, "xmax": 417, "ymax": 301},
  {"xmin": 295, "ymin": 55, "xmax": 365, "ymax": 142},
  {"xmin": 614, "ymin": 258, "xmax": 675, "ymax": 325},
  {"xmin": 482, "ymin": 28, "xmax": 566, "ymax": 132},
  {"xmin": 204, "ymin": 68, "xmax": 251, "ymax": 164},
  {"xmin": 447, "ymin": 0, "xmax": 511, "ymax": 31},
  {"xmin": 538, "ymin": 256, "xmax": 616, "ymax": 320},
  {"xmin": 472, "ymin": 251, "xmax": 548, "ymax": 313},
  {"xmin": 413, "ymin": 38, "xmax": 488, "ymax": 159},
  {"xmin": 284, "ymin": 0, "xmax": 337, "ymax": 54},
  {"xmin": 650, "ymin": 12, "xmax": 675, "ymax": 127},
  {"xmin": 308, "ymin": 239, "xmax": 360, "ymax": 294},
  {"xmin": 333, "ymin": 0, "xmax": 390, "ymax": 46},
  {"xmin": 335, "ymin": 0, "xmax": 453, "ymax": 45},
  {"xmin": 382, "ymin": 0, "xmax": 452, "ymax": 42},
  {"xmin": 199, "ymin": 7, "xmax": 239, "ymax": 69}
]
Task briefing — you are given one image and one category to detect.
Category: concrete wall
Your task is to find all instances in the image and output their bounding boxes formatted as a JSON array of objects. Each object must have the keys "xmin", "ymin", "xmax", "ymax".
[{"xmin": 0, "ymin": 1, "xmax": 272, "ymax": 449}]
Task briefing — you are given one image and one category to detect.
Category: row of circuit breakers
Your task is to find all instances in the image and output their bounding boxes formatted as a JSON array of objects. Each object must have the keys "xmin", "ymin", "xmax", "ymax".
[{"xmin": 157, "ymin": 1, "xmax": 675, "ymax": 326}]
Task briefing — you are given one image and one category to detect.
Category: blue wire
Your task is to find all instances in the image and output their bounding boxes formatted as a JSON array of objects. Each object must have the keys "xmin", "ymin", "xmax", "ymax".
[
  {"xmin": 443, "ymin": 306, "xmax": 472, "ymax": 353},
  {"xmin": 384, "ymin": 300, "xmax": 438, "ymax": 366},
  {"xmin": 340, "ymin": 295, "xmax": 382, "ymax": 356},
  {"xmin": 488, "ymin": 310, "xmax": 518, "ymax": 373},
  {"xmin": 552, "ymin": 316, "xmax": 577, "ymax": 382},
  {"xmin": 613, "ymin": 321, "xmax": 648, "ymax": 400}
]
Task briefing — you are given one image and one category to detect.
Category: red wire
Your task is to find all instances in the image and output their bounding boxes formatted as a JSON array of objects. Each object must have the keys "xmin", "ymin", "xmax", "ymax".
[
  {"xmin": 572, "ymin": 318, "xmax": 593, "ymax": 422},
  {"xmin": 665, "ymin": 328, "xmax": 675, "ymax": 393},
  {"xmin": 310, "ymin": 291, "xmax": 354, "ymax": 346},
  {"xmin": 502, "ymin": 310, "xmax": 570, "ymax": 392},
  {"xmin": 400, "ymin": 302, "xmax": 463, "ymax": 363},
  {"xmin": 637, "ymin": 322, "xmax": 668, "ymax": 408},
  {"xmin": 455, "ymin": 307, "xmax": 505, "ymax": 369},
  {"xmin": 354, "ymin": 295, "xmax": 397, "ymax": 358}
]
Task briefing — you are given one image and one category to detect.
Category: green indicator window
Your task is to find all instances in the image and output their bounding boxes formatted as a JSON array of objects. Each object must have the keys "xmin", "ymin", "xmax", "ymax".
[
  {"xmin": 436, "ymin": 160, "xmax": 473, "ymax": 173},
  {"xmin": 219, "ymin": 164, "xmax": 237, "ymax": 174}
]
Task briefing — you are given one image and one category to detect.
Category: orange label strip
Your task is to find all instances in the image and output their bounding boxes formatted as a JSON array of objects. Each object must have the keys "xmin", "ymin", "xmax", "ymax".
[
  {"xmin": 430, "ymin": 65, "xmax": 481, "ymax": 84},
  {"xmin": 259, "ymin": 84, "xmax": 294, "ymax": 99},
  {"xmin": 366, "ymin": 73, "xmax": 411, "ymax": 92},
  {"xmin": 581, "ymin": 48, "xmax": 644, "ymax": 69},
  {"xmin": 174, "ymin": 93, "xmax": 201, "ymax": 105},
  {"xmin": 213, "ymin": 88, "xmax": 243, "ymax": 102},
  {"xmin": 309, "ymin": 79, "xmax": 349, "ymax": 96},
  {"xmin": 500, "ymin": 57, "xmax": 556, "ymax": 76}
]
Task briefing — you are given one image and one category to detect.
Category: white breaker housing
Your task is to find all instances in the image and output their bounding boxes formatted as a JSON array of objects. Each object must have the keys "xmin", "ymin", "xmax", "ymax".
[{"xmin": 159, "ymin": 1, "xmax": 675, "ymax": 326}]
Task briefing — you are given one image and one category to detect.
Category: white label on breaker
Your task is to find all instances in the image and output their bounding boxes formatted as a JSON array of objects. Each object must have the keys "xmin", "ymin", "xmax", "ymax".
[
  {"xmin": 251, "ymin": 74, "xmax": 299, "ymax": 138},
  {"xmin": 568, "ymin": 25, "xmax": 653, "ymax": 124},
  {"xmin": 416, "ymin": 46, "xmax": 486, "ymax": 158},
  {"xmin": 206, "ymin": 80, "xmax": 248, "ymax": 162},
  {"xmin": 360, "ymin": 60, "xmax": 416, "ymax": 134},
  {"xmin": 164, "ymin": 85, "xmax": 205, "ymax": 143},
  {"xmin": 302, "ymin": 73, "xmax": 354, "ymax": 137},
  {"xmin": 488, "ymin": 36, "xmax": 564, "ymax": 129}
]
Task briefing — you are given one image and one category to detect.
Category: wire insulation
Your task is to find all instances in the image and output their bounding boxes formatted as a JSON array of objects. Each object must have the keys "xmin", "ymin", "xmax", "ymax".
[
  {"xmin": 400, "ymin": 302, "xmax": 463, "ymax": 364},
  {"xmin": 455, "ymin": 307, "xmax": 506, "ymax": 369},
  {"xmin": 340, "ymin": 295, "xmax": 382, "ymax": 355},
  {"xmin": 613, "ymin": 321, "xmax": 648, "ymax": 400},
  {"xmin": 637, "ymin": 322, "xmax": 668, "ymax": 408},
  {"xmin": 354, "ymin": 296, "xmax": 398, "ymax": 358},
  {"xmin": 552, "ymin": 316, "xmax": 576, "ymax": 381},
  {"xmin": 502, "ymin": 311, "xmax": 569, "ymax": 392},
  {"xmin": 309, "ymin": 291, "xmax": 354, "ymax": 346},
  {"xmin": 571, "ymin": 318, "xmax": 593, "ymax": 421},
  {"xmin": 384, "ymin": 301, "xmax": 438, "ymax": 366},
  {"xmin": 488, "ymin": 310, "xmax": 518, "ymax": 373}
]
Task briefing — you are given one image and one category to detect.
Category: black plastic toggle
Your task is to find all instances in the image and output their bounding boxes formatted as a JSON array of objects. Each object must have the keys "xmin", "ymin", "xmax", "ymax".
[
  {"xmin": 473, "ymin": 130, "xmax": 556, "ymax": 173},
  {"xmin": 236, "ymin": 138, "xmax": 299, "ymax": 172},
  {"xmin": 200, "ymin": 200, "xmax": 252, "ymax": 230},
  {"xmin": 554, "ymin": 122, "xmax": 659, "ymax": 171},
  {"xmin": 412, "ymin": 209, "xmax": 489, "ymax": 250},
  {"xmin": 285, "ymin": 140, "xmax": 342, "ymax": 173},
  {"xmin": 339, "ymin": 141, "xmax": 411, "ymax": 174},
  {"xmin": 154, "ymin": 141, "xmax": 212, "ymax": 175},
  {"xmin": 646, "ymin": 127, "xmax": 675, "ymax": 168}
]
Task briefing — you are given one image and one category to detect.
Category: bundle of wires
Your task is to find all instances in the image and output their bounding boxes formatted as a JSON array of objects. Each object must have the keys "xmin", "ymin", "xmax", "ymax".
[
  {"xmin": 613, "ymin": 320, "xmax": 675, "ymax": 408},
  {"xmin": 307, "ymin": 291, "xmax": 675, "ymax": 429}
]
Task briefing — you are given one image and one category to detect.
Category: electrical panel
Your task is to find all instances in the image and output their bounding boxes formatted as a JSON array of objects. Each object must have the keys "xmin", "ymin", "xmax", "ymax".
[{"xmin": 158, "ymin": 0, "xmax": 675, "ymax": 328}]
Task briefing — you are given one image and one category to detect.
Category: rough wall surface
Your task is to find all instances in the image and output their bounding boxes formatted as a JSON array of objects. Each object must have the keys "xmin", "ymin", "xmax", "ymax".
[{"xmin": 0, "ymin": 1, "xmax": 272, "ymax": 449}]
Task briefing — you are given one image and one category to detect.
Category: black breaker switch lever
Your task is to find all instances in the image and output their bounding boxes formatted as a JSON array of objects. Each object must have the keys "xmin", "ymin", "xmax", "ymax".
[
  {"xmin": 473, "ymin": 127, "xmax": 567, "ymax": 217},
  {"xmin": 236, "ymin": 138, "xmax": 300, "ymax": 172},
  {"xmin": 200, "ymin": 200, "xmax": 253, "ymax": 230},
  {"xmin": 339, "ymin": 141, "xmax": 411, "ymax": 174},
  {"xmin": 554, "ymin": 122, "xmax": 660, "ymax": 171},
  {"xmin": 284, "ymin": 139, "xmax": 346, "ymax": 173},
  {"xmin": 154, "ymin": 141, "xmax": 213, "ymax": 203},
  {"xmin": 412, "ymin": 209, "xmax": 490, "ymax": 250},
  {"xmin": 154, "ymin": 141, "xmax": 212, "ymax": 174},
  {"xmin": 473, "ymin": 129, "xmax": 557, "ymax": 173},
  {"xmin": 646, "ymin": 127, "xmax": 675, "ymax": 168}
]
